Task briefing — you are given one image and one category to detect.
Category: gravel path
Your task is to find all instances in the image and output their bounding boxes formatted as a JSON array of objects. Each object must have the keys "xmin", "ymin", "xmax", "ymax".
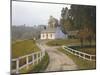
[{"xmin": 37, "ymin": 40, "xmax": 78, "ymax": 72}]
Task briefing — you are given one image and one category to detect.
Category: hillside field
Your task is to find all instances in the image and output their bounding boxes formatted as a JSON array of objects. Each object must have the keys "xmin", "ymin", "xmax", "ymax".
[{"xmin": 12, "ymin": 39, "xmax": 40, "ymax": 58}]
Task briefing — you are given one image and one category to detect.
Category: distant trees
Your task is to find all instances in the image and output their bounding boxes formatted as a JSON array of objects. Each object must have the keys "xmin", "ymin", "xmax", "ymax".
[
  {"xmin": 12, "ymin": 25, "xmax": 45, "ymax": 41},
  {"xmin": 60, "ymin": 5, "xmax": 96, "ymax": 47}
]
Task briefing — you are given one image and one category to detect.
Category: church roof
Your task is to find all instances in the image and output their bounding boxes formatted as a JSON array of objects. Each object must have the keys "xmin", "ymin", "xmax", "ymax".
[{"xmin": 41, "ymin": 28, "xmax": 56, "ymax": 33}]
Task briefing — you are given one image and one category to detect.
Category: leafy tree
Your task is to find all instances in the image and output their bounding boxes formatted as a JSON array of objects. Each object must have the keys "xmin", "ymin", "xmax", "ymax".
[
  {"xmin": 60, "ymin": 5, "xmax": 96, "ymax": 47},
  {"xmin": 60, "ymin": 7, "xmax": 73, "ymax": 33}
]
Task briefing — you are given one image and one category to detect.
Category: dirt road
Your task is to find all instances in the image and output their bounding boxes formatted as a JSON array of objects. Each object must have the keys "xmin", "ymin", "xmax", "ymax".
[{"xmin": 37, "ymin": 40, "xmax": 78, "ymax": 72}]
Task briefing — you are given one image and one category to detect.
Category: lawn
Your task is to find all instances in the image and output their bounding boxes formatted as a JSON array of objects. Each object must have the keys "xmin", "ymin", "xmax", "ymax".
[
  {"xmin": 79, "ymin": 47, "xmax": 96, "ymax": 55},
  {"xmin": 58, "ymin": 48, "xmax": 96, "ymax": 70},
  {"xmin": 69, "ymin": 45, "xmax": 96, "ymax": 55},
  {"xmin": 47, "ymin": 38, "xmax": 96, "ymax": 55},
  {"xmin": 12, "ymin": 39, "xmax": 40, "ymax": 58},
  {"xmin": 46, "ymin": 39, "xmax": 96, "ymax": 46},
  {"xmin": 12, "ymin": 40, "xmax": 49, "ymax": 74},
  {"xmin": 46, "ymin": 39, "xmax": 80, "ymax": 46}
]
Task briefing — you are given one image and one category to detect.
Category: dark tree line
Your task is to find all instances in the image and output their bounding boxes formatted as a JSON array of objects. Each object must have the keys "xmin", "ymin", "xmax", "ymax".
[{"xmin": 60, "ymin": 5, "xmax": 96, "ymax": 47}]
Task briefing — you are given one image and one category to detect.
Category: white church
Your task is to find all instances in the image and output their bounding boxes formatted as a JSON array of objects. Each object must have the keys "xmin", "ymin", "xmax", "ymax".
[{"xmin": 40, "ymin": 16, "xmax": 67, "ymax": 40}]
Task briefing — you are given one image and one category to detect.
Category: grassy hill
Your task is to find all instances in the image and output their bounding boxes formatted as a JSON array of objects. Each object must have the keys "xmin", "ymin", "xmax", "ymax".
[
  {"xmin": 46, "ymin": 38, "xmax": 96, "ymax": 55},
  {"xmin": 12, "ymin": 39, "xmax": 40, "ymax": 58},
  {"xmin": 46, "ymin": 39, "xmax": 80, "ymax": 46},
  {"xmin": 46, "ymin": 39, "xmax": 96, "ymax": 46},
  {"xmin": 11, "ymin": 39, "xmax": 49, "ymax": 73}
]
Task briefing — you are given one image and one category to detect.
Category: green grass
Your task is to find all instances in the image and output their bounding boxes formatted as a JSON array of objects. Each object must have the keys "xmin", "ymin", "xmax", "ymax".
[
  {"xmin": 77, "ymin": 47, "xmax": 96, "ymax": 55},
  {"xmin": 12, "ymin": 39, "xmax": 40, "ymax": 71},
  {"xmin": 12, "ymin": 39, "xmax": 40, "ymax": 58},
  {"xmin": 58, "ymin": 48, "xmax": 96, "ymax": 70},
  {"xmin": 46, "ymin": 39, "xmax": 80, "ymax": 46},
  {"xmin": 69, "ymin": 45, "xmax": 96, "ymax": 55},
  {"xmin": 12, "ymin": 40, "xmax": 49, "ymax": 74},
  {"xmin": 19, "ymin": 52, "xmax": 49, "ymax": 73},
  {"xmin": 46, "ymin": 39, "xmax": 96, "ymax": 46}
]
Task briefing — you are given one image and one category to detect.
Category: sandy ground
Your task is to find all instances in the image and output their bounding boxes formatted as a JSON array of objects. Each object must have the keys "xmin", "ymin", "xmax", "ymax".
[{"xmin": 36, "ymin": 40, "xmax": 78, "ymax": 72}]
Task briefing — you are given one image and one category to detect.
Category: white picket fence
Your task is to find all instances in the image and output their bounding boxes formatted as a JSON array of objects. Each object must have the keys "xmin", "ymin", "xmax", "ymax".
[
  {"xmin": 62, "ymin": 45, "xmax": 96, "ymax": 61},
  {"xmin": 11, "ymin": 50, "xmax": 45, "ymax": 74}
]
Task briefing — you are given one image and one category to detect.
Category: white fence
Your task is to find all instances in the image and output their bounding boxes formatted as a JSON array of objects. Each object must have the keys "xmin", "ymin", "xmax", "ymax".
[
  {"xmin": 11, "ymin": 50, "xmax": 45, "ymax": 74},
  {"xmin": 62, "ymin": 45, "xmax": 96, "ymax": 61}
]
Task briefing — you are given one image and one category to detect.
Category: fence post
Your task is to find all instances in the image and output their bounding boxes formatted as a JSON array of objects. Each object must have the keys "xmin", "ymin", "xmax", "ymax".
[
  {"xmin": 16, "ymin": 59, "xmax": 19, "ymax": 74},
  {"xmin": 43, "ymin": 50, "xmax": 45, "ymax": 56},
  {"xmin": 42, "ymin": 51, "xmax": 43, "ymax": 57},
  {"xmin": 78, "ymin": 53, "xmax": 81, "ymax": 57},
  {"xmin": 26, "ymin": 55, "xmax": 29, "ymax": 69},
  {"xmin": 63, "ymin": 46, "xmax": 96, "ymax": 61},
  {"xmin": 83, "ymin": 54, "xmax": 85, "ymax": 59},
  {"xmin": 32, "ymin": 54, "xmax": 34, "ymax": 65},
  {"xmin": 12, "ymin": 51, "xmax": 47, "ymax": 73},
  {"xmin": 90, "ymin": 56, "xmax": 92, "ymax": 61},
  {"xmin": 36, "ymin": 52, "xmax": 38, "ymax": 64},
  {"xmin": 39, "ymin": 52, "xmax": 42, "ymax": 61}
]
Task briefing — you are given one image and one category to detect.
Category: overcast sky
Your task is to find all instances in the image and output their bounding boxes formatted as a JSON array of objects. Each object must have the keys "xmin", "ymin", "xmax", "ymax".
[{"xmin": 12, "ymin": 1, "xmax": 70, "ymax": 26}]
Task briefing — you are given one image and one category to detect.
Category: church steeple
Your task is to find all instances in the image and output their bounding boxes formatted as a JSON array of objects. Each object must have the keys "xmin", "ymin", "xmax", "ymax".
[{"xmin": 48, "ymin": 16, "xmax": 58, "ymax": 28}]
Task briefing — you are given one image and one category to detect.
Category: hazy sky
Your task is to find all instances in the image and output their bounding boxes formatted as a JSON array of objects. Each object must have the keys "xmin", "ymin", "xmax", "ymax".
[{"xmin": 12, "ymin": 1, "xmax": 70, "ymax": 26}]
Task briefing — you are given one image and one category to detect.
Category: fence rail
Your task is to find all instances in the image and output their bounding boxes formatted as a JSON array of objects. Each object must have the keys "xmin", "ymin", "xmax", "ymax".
[
  {"xmin": 11, "ymin": 50, "xmax": 45, "ymax": 74},
  {"xmin": 62, "ymin": 45, "xmax": 96, "ymax": 61}
]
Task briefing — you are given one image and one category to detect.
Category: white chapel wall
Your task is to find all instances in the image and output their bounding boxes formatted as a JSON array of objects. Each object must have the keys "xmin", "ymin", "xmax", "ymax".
[
  {"xmin": 48, "ymin": 33, "xmax": 55, "ymax": 39},
  {"xmin": 41, "ymin": 33, "xmax": 55, "ymax": 39},
  {"xmin": 41, "ymin": 33, "xmax": 46, "ymax": 39}
]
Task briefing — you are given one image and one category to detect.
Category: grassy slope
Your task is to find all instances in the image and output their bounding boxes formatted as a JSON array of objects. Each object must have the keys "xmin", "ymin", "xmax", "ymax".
[
  {"xmin": 12, "ymin": 40, "xmax": 40, "ymax": 58},
  {"xmin": 12, "ymin": 40, "xmax": 49, "ymax": 74},
  {"xmin": 77, "ymin": 47, "xmax": 96, "ymax": 55},
  {"xmin": 46, "ymin": 39, "xmax": 80, "ymax": 46},
  {"xmin": 46, "ymin": 39, "xmax": 96, "ymax": 55},
  {"xmin": 46, "ymin": 39, "xmax": 96, "ymax": 46},
  {"xmin": 58, "ymin": 48, "xmax": 96, "ymax": 70}
]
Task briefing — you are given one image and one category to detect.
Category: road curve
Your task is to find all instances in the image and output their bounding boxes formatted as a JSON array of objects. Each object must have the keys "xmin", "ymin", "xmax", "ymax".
[{"xmin": 37, "ymin": 40, "xmax": 78, "ymax": 72}]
